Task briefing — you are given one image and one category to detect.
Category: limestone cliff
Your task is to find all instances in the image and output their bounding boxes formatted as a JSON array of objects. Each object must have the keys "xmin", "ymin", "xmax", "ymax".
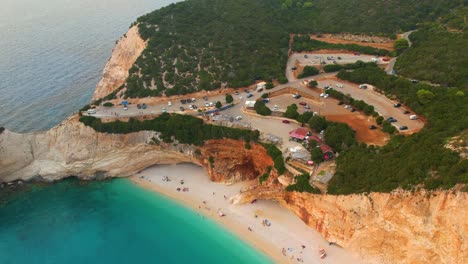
[
  {"xmin": 0, "ymin": 115, "xmax": 196, "ymax": 182},
  {"xmin": 233, "ymin": 186, "xmax": 468, "ymax": 264},
  {"xmin": 92, "ymin": 25, "xmax": 146, "ymax": 101}
]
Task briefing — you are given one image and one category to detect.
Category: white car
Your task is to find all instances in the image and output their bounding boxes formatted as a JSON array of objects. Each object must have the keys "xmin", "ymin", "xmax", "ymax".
[
  {"xmin": 191, "ymin": 98, "xmax": 196, "ymax": 102},
  {"xmin": 209, "ymin": 102, "xmax": 214, "ymax": 107},
  {"xmin": 123, "ymin": 107, "xmax": 128, "ymax": 110},
  {"xmin": 189, "ymin": 105, "xmax": 194, "ymax": 110},
  {"xmin": 205, "ymin": 102, "xmax": 209, "ymax": 107},
  {"xmin": 320, "ymin": 130, "xmax": 325, "ymax": 135},
  {"xmin": 320, "ymin": 93, "xmax": 325, "ymax": 97},
  {"xmin": 168, "ymin": 101, "xmax": 172, "ymax": 106},
  {"xmin": 336, "ymin": 83, "xmax": 343, "ymax": 88},
  {"xmin": 344, "ymin": 105, "xmax": 351, "ymax": 109},
  {"xmin": 273, "ymin": 105, "xmax": 278, "ymax": 111},
  {"xmin": 323, "ymin": 94, "xmax": 329, "ymax": 98},
  {"xmin": 162, "ymin": 107, "xmax": 167, "ymax": 113},
  {"xmin": 409, "ymin": 115, "xmax": 418, "ymax": 120},
  {"xmin": 235, "ymin": 116, "xmax": 243, "ymax": 121}
]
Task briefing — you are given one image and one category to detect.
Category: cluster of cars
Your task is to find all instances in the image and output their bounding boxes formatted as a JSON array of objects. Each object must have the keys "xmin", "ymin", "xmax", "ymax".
[
  {"xmin": 180, "ymin": 98, "xmax": 196, "ymax": 104},
  {"xmin": 136, "ymin": 103, "xmax": 147, "ymax": 109}
]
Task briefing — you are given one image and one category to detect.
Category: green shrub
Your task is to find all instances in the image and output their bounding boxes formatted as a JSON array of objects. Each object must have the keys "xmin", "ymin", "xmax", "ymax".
[
  {"xmin": 254, "ymin": 101, "xmax": 272, "ymax": 116},
  {"xmin": 285, "ymin": 173, "xmax": 320, "ymax": 194},
  {"xmin": 297, "ymin": 66, "xmax": 319, "ymax": 78},
  {"xmin": 284, "ymin": 104, "xmax": 299, "ymax": 119},
  {"xmin": 259, "ymin": 166, "xmax": 272, "ymax": 184},
  {"xmin": 225, "ymin": 94, "xmax": 233, "ymax": 103},
  {"xmin": 103, "ymin": 102, "xmax": 114, "ymax": 107}
]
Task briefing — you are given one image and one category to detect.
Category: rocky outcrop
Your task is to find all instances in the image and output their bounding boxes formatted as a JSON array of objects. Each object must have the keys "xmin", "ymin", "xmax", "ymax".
[
  {"xmin": 199, "ymin": 139, "xmax": 274, "ymax": 184},
  {"xmin": 0, "ymin": 115, "xmax": 197, "ymax": 182},
  {"xmin": 234, "ymin": 187, "xmax": 468, "ymax": 264},
  {"xmin": 92, "ymin": 25, "xmax": 146, "ymax": 101}
]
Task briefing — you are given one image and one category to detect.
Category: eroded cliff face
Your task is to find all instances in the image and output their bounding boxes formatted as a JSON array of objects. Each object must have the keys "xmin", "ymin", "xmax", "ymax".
[
  {"xmin": 0, "ymin": 115, "xmax": 197, "ymax": 182},
  {"xmin": 199, "ymin": 139, "xmax": 274, "ymax": 184},
  {"xmin": 233, "ymin": 186, "xmax": 468, "ymax": 264},
  {"xmin": 92, "ymin": 25, "xmax": 146, "ymax": 101}
]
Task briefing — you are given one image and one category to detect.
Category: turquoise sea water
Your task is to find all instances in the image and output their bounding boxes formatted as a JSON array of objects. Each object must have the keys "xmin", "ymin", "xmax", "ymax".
[{"xmin": 0, "ymin": 178, "xmax": 272, "ymax": 264}]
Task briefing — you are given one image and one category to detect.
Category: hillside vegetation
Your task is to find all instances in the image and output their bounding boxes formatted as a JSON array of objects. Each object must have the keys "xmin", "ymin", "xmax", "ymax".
[
  {"xmin": 395, "ymin": 8, "xmax": 468, "ymax": 88},
  {"xmin": 110, "ymin": 0, "xmax": 460, "ymax": 99},
  {"xmin": 328, "ymin": 65, "xmax": 468, "ymax": 194}
]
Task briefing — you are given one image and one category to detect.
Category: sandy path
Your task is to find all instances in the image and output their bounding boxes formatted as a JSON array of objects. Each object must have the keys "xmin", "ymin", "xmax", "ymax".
[{"xmin": 131, "ymin": 163, "xmax": 364, "ymax": 264}]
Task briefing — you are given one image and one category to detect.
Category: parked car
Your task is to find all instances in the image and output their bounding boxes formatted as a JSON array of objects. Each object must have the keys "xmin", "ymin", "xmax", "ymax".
[
  {"xmin": 282, "ymin": 120, "xmax": 290, "ymax": 124},
  {"xmin": 180, "ymin": 99, "xmax": 187, "ymax": 104},
  {"xmin": 394, "ymin": 103, "xmax": 401, "ymax": 107},
  {"xmin": 257, "ymin": 88, "xmax": 263, "ymax": 93},
  {"xmin": 179, "ymin": 107, "xmax": 185, "ymax": 111},
  {"xmin": 234, "ymin": 91, "xmax": 239, "ymax": 95},
  {"xmin": 168, "ymin": 101, "xmax": 172, "ymax": 106},
  {"xmin": 209, "ymin": 102, "xmax": 214, "ymax": 107},
  {"xmin": 162, "ymin": 107, "xmax": 167, "ymax": 113},
  {"xmin": 304, "ymin": 55, "xmax": 308, "ymax": 58},
  {"xmin": 299, "ymin": 102, "xmax": 307, "ymax": 106},
  {"xmin": 409, "ymin": 115, "xmax": 418, "ymax": 120},
  {"xmin": 399, "ymin": 126, "xmax": 408, "ymax": 130},
  {"xmin": 273, "ymin": 105, "xmax": 278, "ymax": 111},
  {"xmin": 403, "ymin": 110, "xmax": 410, "ymax": 114},
  {"xmin": 338, "ymin": 101, "xmax": 344, "ymax": 105},
  {"xmin": 189, "ymin": 105, "xmax": 194, "ymax": 110},
  {"xmin": 359, "ymin": 84, "xmax": 368, "ymax": 89},
  {"xmin": 123, "ymin": 107, "xmax": 128, "ymax": 110},
  {"xmin": 205, "ymin": 102, "xmax": 209, "ymax": 107},
  {"xmin": 387, "ymin": 117, "xmax": 397, "ymax": 123},
  {"xmin": 369, "ymin": 125, "xmax": 377, "ymax": 130},
  {"xmin": 203, "ymin": 96, "xmax": 208, "ymax": 101},
  {"xmin": 246, "ymin": 94, "xmax": 253, "ymax": 98},
  {"xmin": 304, "ymin": 105, "xmax": 310, "ymax": 109},
  {"xmin": 137, "ymin": 104, "xmax": 141, "ymax": 109},
  {"xmin": 262, "ymin": 98, "xmax": 270, "ymax": 103},
  {"xmin": 291, "ymin": 67, "xmax": 297, "ymax": 70},
  {"xmin": 323, "ymin": 94, "xmax": 329, "ymax": 98},
  {"xmin": 244, "ymin": 89, "xmax": 250, "ymax": 93},
  {"xmin": 344, "ymin": 105, "xmax": 351, "ymax": 109},
  {"xmin": 320, "ymin": 93, "xmax": 326, "ymax": 97},
  {"xmin": 235, "ymin": 116, "xmax": 243, "ymax": 121},
  {"xmin": 336, "ymin": 83, "xmax": 343, "ymax": 88},
  {"xmin": 141, "ymin": 104, "xmax": 147, "ymax": 109},
  {"xmin": 350, "ymin": 108, "xmax": 356, "ymax": 112}
]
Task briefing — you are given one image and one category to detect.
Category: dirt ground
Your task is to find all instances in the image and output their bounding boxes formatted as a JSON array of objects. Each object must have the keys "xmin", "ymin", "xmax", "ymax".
[
  {"xmin": 324, "ymin": 114, "xmax": 389, "ymax": 146},
  {"xmin": 309, "ymin": 34, "xmax": 395, "ymax": 51}
]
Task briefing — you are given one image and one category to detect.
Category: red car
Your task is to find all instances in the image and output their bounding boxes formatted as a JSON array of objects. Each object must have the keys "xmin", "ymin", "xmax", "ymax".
[
  {"xmin": 299, "ymin": 102, "xmax": 307, "ymax": 106},
  {"xmin": 282, "ymin": 120, "xmax": 290, "ymax": 124},
  {"xmin": 382, "ymin": 57, "xmax": 390, "ymax": 62}
]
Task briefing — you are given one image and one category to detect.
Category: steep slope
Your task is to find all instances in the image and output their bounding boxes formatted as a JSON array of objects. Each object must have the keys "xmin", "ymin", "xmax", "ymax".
[{"xmin": 92, "ymin": 25, "xmax": 146, "ymax": 101}]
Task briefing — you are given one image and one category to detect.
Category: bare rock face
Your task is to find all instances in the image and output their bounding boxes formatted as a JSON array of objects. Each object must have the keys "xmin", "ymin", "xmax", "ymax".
[
  {"xmin": 199, "ymin": 139, "xmax": 274, "ymax": 184},
  {"xmin": 234, "ymin": 187, "xmax": 468, "ymax": 264},
  {"xmin": 92, "ymin": 25, "xmax": 146, "ymax": 101},
  {"xmin": 0, "ymin": 115, "xmax": 196, "ymax": 182}
]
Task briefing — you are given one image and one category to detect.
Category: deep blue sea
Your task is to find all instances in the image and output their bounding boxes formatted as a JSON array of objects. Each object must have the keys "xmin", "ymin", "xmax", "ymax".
[
  {"xmin": 0, "ymin": 179, "xmax": 271, "ymax": 264},
  {"xmin": 0, "ymin": 0, "xmax": 176, "ymax": 133},
  {"xmin": 0, "ymin": 1, "xmax": 272, "ymax": 263}
]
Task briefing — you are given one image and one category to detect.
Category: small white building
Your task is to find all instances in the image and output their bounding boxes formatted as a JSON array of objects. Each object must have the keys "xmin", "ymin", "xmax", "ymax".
[
  {"xmin": 256, "ymin": 81, "xmax": 266, "ymax": 90},
  {"xmin": 245, "ymin": 100, "xmax": 256, "ymax": 108}
]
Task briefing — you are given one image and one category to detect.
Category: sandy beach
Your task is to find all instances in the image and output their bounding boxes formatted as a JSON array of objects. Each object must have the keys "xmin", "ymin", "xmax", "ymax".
[{"xmin": 130, "ymin": 163, "xmax": 363, "ymax": 264}]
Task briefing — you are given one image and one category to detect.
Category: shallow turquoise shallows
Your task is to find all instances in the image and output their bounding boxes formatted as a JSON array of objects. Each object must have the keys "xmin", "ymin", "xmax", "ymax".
[{"xmin": 0, "ymin": 179, "xmax": 272, "ymax": 264}]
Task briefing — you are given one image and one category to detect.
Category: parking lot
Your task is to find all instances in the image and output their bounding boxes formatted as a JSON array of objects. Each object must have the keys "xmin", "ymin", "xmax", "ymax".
[
  {"xmin": 286, "ymin": 53, "xmax": 389, "ymax": 81},
  {"xmin": 316, "ymin": 77, "xmax": 425, "ymax": 133}
]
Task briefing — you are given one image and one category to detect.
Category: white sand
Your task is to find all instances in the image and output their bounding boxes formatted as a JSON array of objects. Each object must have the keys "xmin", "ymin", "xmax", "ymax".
[{"xmin": 131, "ymin": 163, "xmax": 363, "ymax": 264}]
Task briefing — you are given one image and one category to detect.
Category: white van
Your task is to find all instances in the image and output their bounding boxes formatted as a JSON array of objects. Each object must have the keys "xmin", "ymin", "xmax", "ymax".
[
  {"xmin": 409, "ymin": 115, "xmax": 418, "ymax": 120},
  {"xmin": 235, "ymin": 116, "xmax": 243, "ymax": 121},
  {"xmin": 87, "ymin": 109, "xmax": 96, "ymax": 114}
]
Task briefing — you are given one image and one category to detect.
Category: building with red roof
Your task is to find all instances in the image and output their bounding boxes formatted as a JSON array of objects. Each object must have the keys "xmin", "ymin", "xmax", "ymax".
[
  {"xmin": 320, "ymin": 144, "xmax": 334, "ymax": 160},
  {"xmin": 289, "ymin": 128, "xmax": 310, "ymax": 141}
]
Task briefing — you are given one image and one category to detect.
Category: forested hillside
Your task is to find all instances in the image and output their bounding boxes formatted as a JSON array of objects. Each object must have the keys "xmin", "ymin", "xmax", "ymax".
[
  {"xmin": 328, "ymin": 65, "xmax": 468, "ymax": 194},
  {"xmin": 395, "ymin": 7, "xmax": 468, "ymax": 88},
  {"xmin": 109, "ymin": 0, "xmax": 461, "ymax": 99}
]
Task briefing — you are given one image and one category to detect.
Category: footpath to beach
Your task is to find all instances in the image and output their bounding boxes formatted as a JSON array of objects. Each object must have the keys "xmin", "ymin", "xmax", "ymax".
[{"xmin": 131, "ymin": 163, "xmax": 364, "ymax": 264}]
